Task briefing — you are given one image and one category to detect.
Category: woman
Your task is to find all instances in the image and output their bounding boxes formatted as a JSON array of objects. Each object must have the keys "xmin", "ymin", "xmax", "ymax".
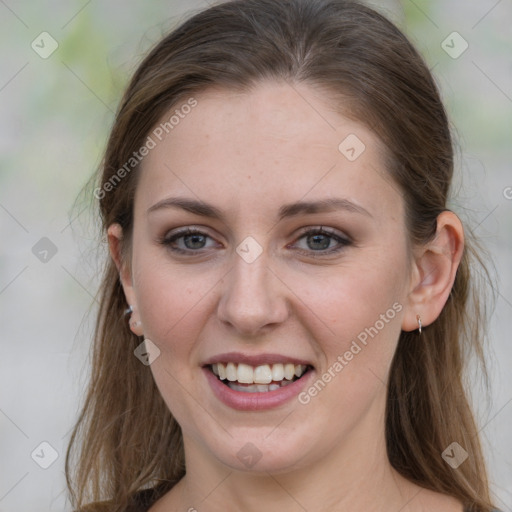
[{"xmin": 66, "ymin": 0, "xmax": 498, "ymax": 510}]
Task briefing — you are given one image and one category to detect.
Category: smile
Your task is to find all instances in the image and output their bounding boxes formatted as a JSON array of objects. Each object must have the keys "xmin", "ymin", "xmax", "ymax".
[{"xmin": 210, "ymin": 362, "xmax": 310, "ymax": 393}]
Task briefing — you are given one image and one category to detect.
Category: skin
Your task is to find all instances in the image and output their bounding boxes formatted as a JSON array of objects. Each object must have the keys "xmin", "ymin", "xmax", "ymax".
[{"xmin": 108, "ymin": 81, "xmax": 465, "ymax": 511}]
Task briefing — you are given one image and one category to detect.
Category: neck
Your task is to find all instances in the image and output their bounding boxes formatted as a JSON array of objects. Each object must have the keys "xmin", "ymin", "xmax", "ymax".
[{"xmin": 175, "ymin": 412, "xmax": 420, "ymax": 511}]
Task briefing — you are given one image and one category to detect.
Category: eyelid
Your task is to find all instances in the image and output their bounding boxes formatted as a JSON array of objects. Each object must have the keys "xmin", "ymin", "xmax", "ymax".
[{"xmin": 293, "ymin": 225, "xmax": 349, "ymax": 240}]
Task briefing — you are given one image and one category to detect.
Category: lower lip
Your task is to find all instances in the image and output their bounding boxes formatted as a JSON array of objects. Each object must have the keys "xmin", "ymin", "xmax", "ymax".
[{"xmin": 203, "ymin": 367, "xmax": 314, "ymax": 411}]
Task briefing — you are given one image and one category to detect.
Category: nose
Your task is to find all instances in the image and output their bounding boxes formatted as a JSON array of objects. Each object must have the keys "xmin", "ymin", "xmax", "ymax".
[{"xmin": 216, "ymin": 249, "xmax": 290, "ymax": 337}]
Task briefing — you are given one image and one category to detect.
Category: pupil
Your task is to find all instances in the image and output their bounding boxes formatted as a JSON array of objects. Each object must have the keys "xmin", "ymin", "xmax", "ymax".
[
  {"xmin": 309, "ymin": 234, "xmax": 330, "ymax": 250},
  {"xmin": 185, "ymin": 234, "xmax": 206, "ymax": 249}
]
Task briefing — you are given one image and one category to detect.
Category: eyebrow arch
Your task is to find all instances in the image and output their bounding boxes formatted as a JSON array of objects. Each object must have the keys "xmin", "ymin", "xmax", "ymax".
[{"xmin": 147, "ymin": 196, "xmax": 373, "ymax": 220}]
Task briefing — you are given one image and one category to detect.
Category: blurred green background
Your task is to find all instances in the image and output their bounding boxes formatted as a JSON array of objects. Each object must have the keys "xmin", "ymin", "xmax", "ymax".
[{"xmin": 0, "ymin": 1, "xmax": 510, "ymax": 510}]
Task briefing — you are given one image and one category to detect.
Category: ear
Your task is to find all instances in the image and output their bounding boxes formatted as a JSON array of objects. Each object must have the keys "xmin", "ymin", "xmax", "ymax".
[
  {"xmin": 107, "ymin": 223, "xmax": 144, "ymax": 336},
  {"xmin": 402, "ymin": 211, "xmax": 464, "ymax": 332}
]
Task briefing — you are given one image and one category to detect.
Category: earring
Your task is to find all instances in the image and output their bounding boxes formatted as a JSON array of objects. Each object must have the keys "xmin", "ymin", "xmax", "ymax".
[
  {"xmin": 125, "ymin": 304, "xmax": 142, "ymax": 331},
  {"xmin": 416, "ymin": 314, "xmax": 422, "ymax": 335}
]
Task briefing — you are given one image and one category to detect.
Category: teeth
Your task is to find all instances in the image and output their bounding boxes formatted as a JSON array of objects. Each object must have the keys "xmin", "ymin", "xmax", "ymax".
[
  {"xmin": 226, "ymin": 362, "xmax": 237, "ymax": 381},
  {"xmin": 237, "ymin": 363, "xmax": 254, "ymax": 384},
  {"xmin": 227, "ymin": 381, "xmax": 294, "ymax": 393},
  {"xmin": 211, "ymin": 362, "xmax": 308, "ymax": 385},
  {"xmin": 272, "ymin": 363, "xmax": 284, "ymax": 381},
  {"xmin": 254, "ymin": 364, "xmax": 272, "ymax": 384},
  {"xmin": 284, "ymin": 363, "xmax": 295, "ymax": 380}
]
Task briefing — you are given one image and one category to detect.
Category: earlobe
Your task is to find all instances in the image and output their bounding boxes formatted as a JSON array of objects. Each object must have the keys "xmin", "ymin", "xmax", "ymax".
[{"xmin": 402, "ymin": 211, "xmax": 464, "ymax": 332}]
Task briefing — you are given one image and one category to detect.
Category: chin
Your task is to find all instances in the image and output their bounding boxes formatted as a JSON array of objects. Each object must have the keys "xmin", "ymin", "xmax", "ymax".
[{"xmin": 204, "ymin": 427, "xmax": 321, "ymax": 474}]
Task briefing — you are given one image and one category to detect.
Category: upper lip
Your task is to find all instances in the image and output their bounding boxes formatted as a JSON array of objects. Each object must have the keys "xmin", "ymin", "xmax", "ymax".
[{"xmin": 202, "ymin": 352, "xmax": 313, "ymax": 368}]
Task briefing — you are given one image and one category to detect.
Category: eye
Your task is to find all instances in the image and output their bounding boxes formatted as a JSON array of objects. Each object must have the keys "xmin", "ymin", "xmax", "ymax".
[
  {"xmin": 158, "ymin": 227, "xmax": 219, "ymax": 255},
  {"xmin": 290, "ymin": 226, "xmax": 352, "ymax": 257}
]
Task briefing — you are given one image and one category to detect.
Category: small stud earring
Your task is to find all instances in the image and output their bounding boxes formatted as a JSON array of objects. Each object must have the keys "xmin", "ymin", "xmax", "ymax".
[
  {"xmin": 125, "ymin": 304, "xmax": 142, "ymax": 332},
  {"xmin": 416, "ymin": 314, "xmax": 422, "ymax": 335}
]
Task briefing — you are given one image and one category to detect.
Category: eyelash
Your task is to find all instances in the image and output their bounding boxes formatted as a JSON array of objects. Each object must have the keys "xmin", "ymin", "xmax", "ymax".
[{"xmin": 158, "ymin": 226, "xmax": 352, "ymax": 258}]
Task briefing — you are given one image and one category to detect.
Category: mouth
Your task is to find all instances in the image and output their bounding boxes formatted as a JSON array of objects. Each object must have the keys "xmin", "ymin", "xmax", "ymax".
[{"xmin": 208, "ymin": 362, "xmax": 312, "ymax": 393}]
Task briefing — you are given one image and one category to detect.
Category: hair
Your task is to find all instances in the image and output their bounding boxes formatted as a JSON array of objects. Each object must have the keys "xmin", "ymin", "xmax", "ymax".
[{"xmin": 65, "ymin": 0, "xmax": 496, "ymax": 511}]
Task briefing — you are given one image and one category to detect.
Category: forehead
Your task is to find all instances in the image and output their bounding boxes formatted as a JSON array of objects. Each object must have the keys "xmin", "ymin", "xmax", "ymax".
[{"xmin": 134, "ymin": 81, "xmax": 402, "ymax": 224}]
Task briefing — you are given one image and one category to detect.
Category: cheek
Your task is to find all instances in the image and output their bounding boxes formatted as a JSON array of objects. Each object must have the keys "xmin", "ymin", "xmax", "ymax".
[
  {"xmin": 135, "ymin": 272, "xmax": 212, "ymax": 356},
  {"xmin": 302, "ymin": 250, "xmax": 407, "ymax": 370},
  {"xmin": 292, "ymin": 262, "xmax": 406, "ymax": 427},
  {"xmin": 132, "ymin": 257, "xmax": 217, "ymax": 422},
  {"xmin": 131, "ymin": 246, "xmax": 216, "ymax": 359}
]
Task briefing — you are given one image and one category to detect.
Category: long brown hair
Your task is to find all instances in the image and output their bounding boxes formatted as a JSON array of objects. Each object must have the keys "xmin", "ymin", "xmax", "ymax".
[{"xmin": 66, "ymin": 1, "xmax": 496, "ymax": 510}]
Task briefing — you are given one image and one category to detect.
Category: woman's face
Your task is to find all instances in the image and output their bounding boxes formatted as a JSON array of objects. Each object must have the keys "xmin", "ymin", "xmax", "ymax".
[{"xmin": 122, "ymin": 81, "xmax": 414, "ymax": 473}]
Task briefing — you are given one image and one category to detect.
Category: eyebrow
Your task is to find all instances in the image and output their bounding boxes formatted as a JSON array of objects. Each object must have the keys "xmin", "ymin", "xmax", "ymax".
[{"xmin": 147, "ymin": 196, "xmax": 373, "ymax": 221}]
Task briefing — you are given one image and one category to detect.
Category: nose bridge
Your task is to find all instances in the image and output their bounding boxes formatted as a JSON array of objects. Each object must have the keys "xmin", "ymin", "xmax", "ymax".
[{"xmin": 217, "ymin": 242, "xmax": 288, "ymax": 335}]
